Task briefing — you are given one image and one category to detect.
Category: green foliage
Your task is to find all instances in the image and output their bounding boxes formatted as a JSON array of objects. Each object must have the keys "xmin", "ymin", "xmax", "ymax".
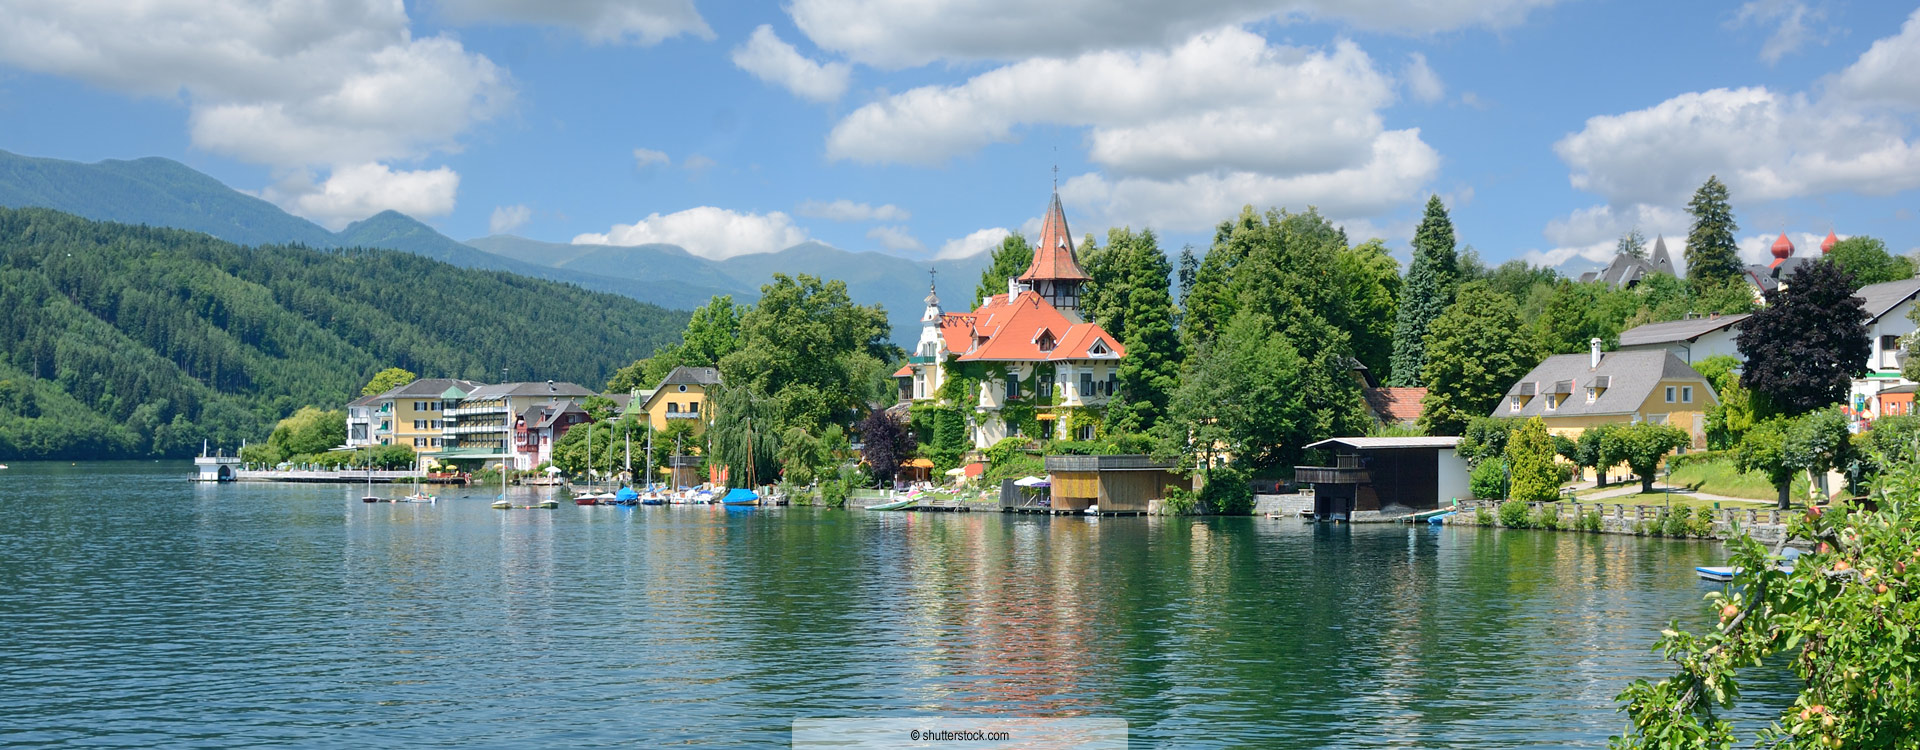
[
  {"xmin": 1088, "ymin": 227, "xmax": 1181, "ymax": 433},
  {"xmin": 708, "ymin": 386, "xmax": 783, "ymax": 487},
  {"xmin": 1683, "ymin": 175, "xmax": 1743, "ymax": 294},
  {"xmin": 1576, "ymin": 508, "xmax": 1603, "ymax": 532},
  {"xmin": 1200, "ymin": 465, "xmax": 1254, "ymax": 515},
  {"xmin": 1505, "ymin": 418, "xmax": 1562, "ymax": 502},
  {"xmin": 1617, "ymin": 227, "xmax": 1648, "ymax": 259},
  {"xmin": 1738, "ymin": 259, "xmax": 1871, "ymax": 418},
  {"xmin": 361, "ymin": 367, "xmax": 415, "ymax": 396},
  {"xmin": 1530, "ymin": 279, "xmax": 1638, "ymax": 354},
  {"xmin": 1474, "ymin": 503, "xmax": 1495, "ymax": 525},
  {"xmin": 973, "ymin": 233, "xmax": 1033, "ymax": 308},
  {"xmin": 607, "ymin": 295, "xmax": 745, "ymax": 393},
  {"xmin": 981, "ymin": 437, "xmax": 1044, "ymax": 487},
  {"xmin": 1737, "ymin": 409, "xmax": 1854, "ymax": 508},
  {"xmin": 777, "ymin": 423, "xmax": 845, "ymax": 486},
  {"xmin": 1459, "ymin": 416, "xmax": 1518, "ymax": 466},
  {"xmin": 581, "ymin": 395, "xmax": 618, "ymax": 422},
  {"xmin": 1616, "ymin": 423, "xmax": 1690, "ymax": 493},
  {"xmin": 1165, "ymin": 308, "xmax": 1369, "ymax": 472},
  {"xmin": 1332, "ymin": 239, "xmax": 1401, "ymax": 384},
  {"xmin": 1609, "ymin": 484, "xmax": 1920, "ymax": 747},
  {"xmin": 1575, "ymin": 423, "xmax": 1624, "ymax": 485},
  {"xmin": 1471, "ymin": 457, "xmax": 1508, "ymax": 500},
  {"xmin": 1160, "ymin": 485, "xmax": 1199, "ymax": 515},
  {"xmin": 1390, "ymin": 195, "xmax": 1459, "ymax": 387},
  {"xmin": 927, "ymin": 405, "xmax": 969, "ymax": 472},
  {"xmin": 719, "ymin": 274, "xmax": 892, "ymax": 437},
  {"xmin": 255, "ymin": 407, "xmax": 345, "ymax": 465},
  {"xmin": 1854, "ymin": 415, "xmax": 1920, "ymax": 492},
  {"xmin": 1496, "ymin": 499, "xmax": 1531, "ymax": 528},
  {"xmin": 1419, "ymin": 282, "xmax": 1545, "ymax": 436},
  {"xmin": 1825, "ymin": 235, "xmax": 1914, "ymax": 289},
  {"xmin": 1735, "ymin": 416, "xmax": 1795, "ymax": 506},
  {"xmin": 0, "ymin": 207, "xmax": 684, "ymax": 460}
]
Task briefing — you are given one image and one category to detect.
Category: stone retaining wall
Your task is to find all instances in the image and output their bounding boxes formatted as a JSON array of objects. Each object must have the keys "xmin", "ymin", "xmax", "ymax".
[{"xmin": 1449, "ymin": 499, "xmax": 1788, "ymax": 541}]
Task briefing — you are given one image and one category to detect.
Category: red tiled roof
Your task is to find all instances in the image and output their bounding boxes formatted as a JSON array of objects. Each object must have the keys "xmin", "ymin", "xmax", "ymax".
[
  {"xmin": 947, "ymin": 291, "xmax": 1125, "ymax": 362},
  {"xmin": 1364, "ymin": 387, "xmax": 1426, "ymax": 423},
  {"xmin": 1018, "ymin": 191, "xmax": 1091, "ymax": 282},
  {"xmin": 893, "ymin": 364, "xmax": 914, "ymax": 377}
]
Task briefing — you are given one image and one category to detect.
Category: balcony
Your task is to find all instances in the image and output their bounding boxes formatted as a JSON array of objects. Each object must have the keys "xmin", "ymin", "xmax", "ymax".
[
  {"xmin": 444, "ymin": 405, "xmax": 509, "ymax": 417},
  {"xmin": 442, "ymin": 424, "xmax": 506, "ymax": 435},
  {"xmin": 1293, "ymin": 466, "xmax": 1369, "ymax": 485},
  {"xmin": 664, "ymin": 411, "xmax": 703, "ymax": 420}
]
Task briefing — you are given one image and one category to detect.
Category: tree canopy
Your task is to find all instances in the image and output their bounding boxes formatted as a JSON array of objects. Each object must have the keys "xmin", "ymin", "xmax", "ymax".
[
  {"xmin": 1825, "ymin": 235, "xmax": 1914, "ymax": 290},
  {"xmin": 972, "ymin": 233, "xmax": 1032, "ymax": 308},
  {"xmin": 1419, "ymin": 282, "xmax": 1544, "ymax": 436},
  {"xmin": 361, "ymin": 367, "xmax": 416, "ymax": 396},
  {"xmin": 1737, "ymin": 259, "xmax": 1870, "ymax": 418}
]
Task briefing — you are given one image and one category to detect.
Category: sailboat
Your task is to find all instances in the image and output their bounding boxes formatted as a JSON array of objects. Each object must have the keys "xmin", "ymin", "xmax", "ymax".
[
  {"xmin": 723, "ymin": 417, "xmax": 761, "ymax": 507},
  {"xmin": 493, "ymin": 457, "xmax": 557, "ymax": 509},
  {"xmin": 360, "ymin": 465, "xmax": 381, "ymax": 503}
]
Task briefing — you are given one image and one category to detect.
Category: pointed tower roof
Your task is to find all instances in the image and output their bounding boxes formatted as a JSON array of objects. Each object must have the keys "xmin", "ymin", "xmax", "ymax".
[
  {"xmin": 1822, "ymin": 230, "xmax": 1838, "ymax": 253},
  {"xmin": 1650, "ymin": 235, "xmax": 1674, "ymax": 274},
  {"xmin": 1019, "ymin": 191, "xmax": 1091, "ymax": 282}
]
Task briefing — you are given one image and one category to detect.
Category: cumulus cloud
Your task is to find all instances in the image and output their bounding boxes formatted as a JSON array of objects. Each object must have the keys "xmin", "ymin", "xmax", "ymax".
[
  {"xmin": 572, "ymin": 207, "xmax": 810, "ymax": 259},
  {"xmin": 633, "ymin": 148, "xmax": 671, "ymax": 168},
  {"xmin": 1525, "ymin": 204, "xmax": 1690, "ymax": 269},
  {"xmin": 1061, "ymin": 129, "xmax": 1439, "ymax": 232},
  {"xmin": 866, "ymin": 225, "xmax": 924, "ymax": 253},
  {"xmin": 790, "ymin": 0, "xmax": 1561, "ymax": 68},
  {"xmin": 731, "ymin": 25, "xmax": 851, "ymax": 103},
  {"xmin": 262, "ymin": 163, "xmax": 461, "ymax": 231},
  {"xmin": 1732, "ymin": 0, "xmax": 1825, "ymax": 64},
  {"xmin": 1403, "ymin": 52, "xmax": 1444, "ymax": 103},
  {"xmin": 797, "ymin": 199, "xmax": 909, "ymax": 222},
  {"xmin": 435, "ymin": 0, "xmax": 713, "ymax": 45},
  {"xmin": 937, "ymin": 227, "xmax": 1012, "ymax": 259},
  {"xmin": 490, "ymin": 204, "xmax": 532, "ymax": 234},
  {"xmin": 1832, "ymin": 8, "xmax": 1920, "ymax": 109},
  {"xmin": 682, "ymin": 154, "xmax": 718, "ymax": 174}
]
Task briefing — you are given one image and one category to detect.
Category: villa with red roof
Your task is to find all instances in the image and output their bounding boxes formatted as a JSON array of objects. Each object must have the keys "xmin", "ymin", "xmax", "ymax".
[{"xmin": 895, "ymin": 190, "xmax": 1127, "ymax": 448}]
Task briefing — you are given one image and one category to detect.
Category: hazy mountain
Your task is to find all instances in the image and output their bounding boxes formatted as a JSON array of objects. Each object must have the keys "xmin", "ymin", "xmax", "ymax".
[
  {"xmin": 0, "ymin": 150, "xmax": 338, "ymax": 247},
  {"xmin": 467, "ymin": 235, "xmax": 745, "ymax": 310}
]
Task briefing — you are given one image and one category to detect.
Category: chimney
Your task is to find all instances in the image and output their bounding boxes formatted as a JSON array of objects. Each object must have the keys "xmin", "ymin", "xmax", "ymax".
[
  {"xmin": 1590, "ymin": 338, "xmax": 1603, "ymax": 370},
  {"xmin": 546, "ymin": 379, "xmax": 554, "ymax": 392}
]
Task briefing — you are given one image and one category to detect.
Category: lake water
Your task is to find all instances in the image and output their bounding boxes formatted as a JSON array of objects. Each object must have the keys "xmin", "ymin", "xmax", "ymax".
[{"xmin": 0, "ymin": 461, "xmax": 1789, "ymax": 748}]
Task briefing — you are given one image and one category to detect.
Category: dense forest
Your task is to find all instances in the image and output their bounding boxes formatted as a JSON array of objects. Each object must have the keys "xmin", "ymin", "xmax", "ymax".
[{"xmin": 0, "ymin": 208, "xmax": 688, "ymax": 459}]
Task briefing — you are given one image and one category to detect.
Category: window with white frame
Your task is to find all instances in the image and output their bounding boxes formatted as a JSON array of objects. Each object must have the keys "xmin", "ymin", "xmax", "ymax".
[
  {"xmin": 1681, "ymin": 386, "xmax": 1693, "ymax": 403},
  {"xmin": 1665, "ymin": 386, "xmax": 1676, "ymax": 403}
]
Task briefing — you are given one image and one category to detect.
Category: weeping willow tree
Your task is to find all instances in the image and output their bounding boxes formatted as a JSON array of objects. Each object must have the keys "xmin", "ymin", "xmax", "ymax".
[{"xmin": 709, "ymin": 385, "xmax": 781, "ymax": 489}]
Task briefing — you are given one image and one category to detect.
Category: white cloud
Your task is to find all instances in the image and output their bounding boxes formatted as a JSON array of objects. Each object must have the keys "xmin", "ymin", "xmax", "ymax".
[
  {"xmin": 731, "ymin": 25, "xmax": 850, "ymax": 103},
  {"xmin": 633, "ymin": 148, "xmax": 671, "ymax": 168},
  {"xmin": 1732, "ymin": 0, "xmax": 1825, "ymax": 64},
  {"xmin": 683, "ymin": 154, "xmax": 718, "ymax": 174},
  {"xmin": 262, "ymin": 163, "xmax": 461, "ymax": 231},
  {"xmin": 797, "ymin": 199, "xmax": 910, "ymax": 222},
  {"xmin": 572, "ymin": 207, "xmax": 810, "ymax": 259},
  {"xmin": 1060, "ymin": 128, "xmax": 1439, "ymax": 232},
  {"xmin": 1526, "ymin": 203, "xmax": 1690, "ymax": 269},
  {"xmin": 490, "ymin": 204, "xmax": 532, "ymax": 234},
  {"xmin": 0, "ymin": 1, "xmax": 511, "ymax": 169},
  {"xmin": 790, "ymin": 0, "xmax": 1561, "ymax": 68},
  {"xmin": 1738, "ymin": 231, "xmax": 1832, "ymax": 266},
  {"xmin": 435, "ymin": 0, "xmax": 713, "ymax": 45},
  {"xmin": 1403, "ymin": 53, "xmax": 1444, "ymax": 103},
  {"xmin": 937, "ymin": 227, "xmax": 1012, "ymax": 259},
  {"xmin": 1554, "ymin": 86, "xmax": 1920, "ymax": 207},
  {"xmin": 866, "ymin": 225, "xmax": 925, "ymax": 253},
  {"xmin": 1832, "ymin": 8, "xmax": 1920, "ymax": 109}
]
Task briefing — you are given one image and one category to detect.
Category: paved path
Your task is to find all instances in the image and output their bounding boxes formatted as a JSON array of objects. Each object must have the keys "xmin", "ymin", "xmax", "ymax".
[{"xmin": 1577, "ymin": 481, "xmax": 1772, "ymax": 506}]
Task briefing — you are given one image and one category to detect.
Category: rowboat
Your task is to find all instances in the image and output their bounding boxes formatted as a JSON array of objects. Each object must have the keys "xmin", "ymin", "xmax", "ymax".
[
  {"xmin": 868, "ymin": 497, "xmax": 915, "ymax": 511},
  {"xmin": 493, "ymin": 499, "xmax": 559, "ymax": 510}
]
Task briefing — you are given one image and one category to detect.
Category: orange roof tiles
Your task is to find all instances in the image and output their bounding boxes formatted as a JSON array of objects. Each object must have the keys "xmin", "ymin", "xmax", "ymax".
[
  {"xmin": 1364, "ymin": 387, "xmax": 1427, "ymax": 423},
  {"xmin": 942, "ymin": 290, "xmax": 1124, "ymax": 362},
  {"xmin": 893, "ymin": 364, "xmax": 914, "ymax": 377},
  {"xmin": 1018, "ymin": 192, "xmax": 1091, "ymax": 283}
]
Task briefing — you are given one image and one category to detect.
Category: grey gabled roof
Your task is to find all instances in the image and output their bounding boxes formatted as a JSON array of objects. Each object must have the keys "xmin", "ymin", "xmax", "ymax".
[
  {"xmin": 378, "ymin": 378, "xmax": 482, "ymax": 399},
  {"xmin": 1856, "ymin": 277, "xmax": 1920, "ymax": 322},
  {"xmin": 1306, "ymin": 437, "xmax": 1461, "ymax": 450},
  {"xmin": 1617, "ymin": 313, "xmax": 1751, "ymax": 347},
  {"xmin": 654, "ymin": 366, "xmax": 722, "ymax": 389},
  {"xmin": 463, "ymin": 380, "xmax": 596, "ymax": 400},
  {"xmin": 1497, "ymin": 350, "xmax": 1713, "ymax": 418}
]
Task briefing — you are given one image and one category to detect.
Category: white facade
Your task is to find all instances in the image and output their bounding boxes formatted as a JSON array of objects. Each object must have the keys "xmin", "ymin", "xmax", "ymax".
[
  {"xmin": 1436, "ymin": 448, "xmax": 1471, "ymax": 505},
  {"xmin": 1851, "ymin": 296, "xmax": 1916, "ymax": 418}
]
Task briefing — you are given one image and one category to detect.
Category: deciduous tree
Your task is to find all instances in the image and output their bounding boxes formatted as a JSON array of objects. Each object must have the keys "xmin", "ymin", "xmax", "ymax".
[
  {"xmin": 1826, "ymin": 235, "xmax": 1914, "ymax": 289},
  {"xmin": 1617, "ymin": 423, "xmax": 1689, "ymax": 493},
  {"xmin": 858, "ymin": 408, "xmax": 911, "ymax": 486},
  {"xmin": 1737, "ymin": 259, "xmax": 1870, "ymax": 417},
  {"xmin": 972, "ymin": 233, "xmax": 1032, "ymax": 308},
  {"xmin": 1418, "ymin": 282, "xmax": 1544, "ymax": 436},
  {"xmin": 361, "ymin": 367, "xmax": 415, "ymax": 396}
]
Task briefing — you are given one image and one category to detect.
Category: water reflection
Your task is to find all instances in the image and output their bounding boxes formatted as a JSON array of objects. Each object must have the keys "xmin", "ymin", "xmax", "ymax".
[{"xmin": 0, "ymin": 462, "xmax": 1796, "ymax": 749}]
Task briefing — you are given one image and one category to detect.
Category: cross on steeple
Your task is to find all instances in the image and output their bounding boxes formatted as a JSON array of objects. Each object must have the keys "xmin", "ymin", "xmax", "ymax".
[{"xmin": 928, "ymin": 267, "xmax": 937, "ymax": 289}]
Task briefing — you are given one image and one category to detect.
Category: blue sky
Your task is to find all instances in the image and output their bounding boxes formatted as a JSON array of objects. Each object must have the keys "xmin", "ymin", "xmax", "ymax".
[{"xmin": 3, "ymin": 1, "xmax": 1919, "ymax": 275}]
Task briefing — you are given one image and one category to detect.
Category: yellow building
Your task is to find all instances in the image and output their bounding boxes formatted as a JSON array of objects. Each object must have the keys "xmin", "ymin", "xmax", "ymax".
[
  {"xmin": 632, "ymin": 366, "xmax": 721, "ymax": 434},
  {"xmin": 367, "ymin": 378, "xmax": 481, "ymax": 467},
  {"xmin": 1497, "ymin": 341, "xmax": 1719, "ymax": 448}
]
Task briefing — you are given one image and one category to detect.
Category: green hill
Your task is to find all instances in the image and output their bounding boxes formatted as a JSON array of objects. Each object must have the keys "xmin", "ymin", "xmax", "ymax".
[
  {"xmin": 0, "ymin": 208, "xmax": 689, "ymax": 460},
  {"xmin": 0, "ymin": 150, "xmax": 339, "ymax": 247}
]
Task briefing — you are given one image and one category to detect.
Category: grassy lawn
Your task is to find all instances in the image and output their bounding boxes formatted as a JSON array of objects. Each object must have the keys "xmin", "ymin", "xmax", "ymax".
[
  {"xmin": 1666, "ymin": 460, "xmax": 1780, "ymax": 501},
  {"xmin": 1559, "ymin": 492, "xmax": 1775, "ymax": 511}
]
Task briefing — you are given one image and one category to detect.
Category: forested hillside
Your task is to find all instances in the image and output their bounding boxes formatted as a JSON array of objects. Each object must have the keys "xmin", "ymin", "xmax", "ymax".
[{"xmin": 0, "ymin": 208, "xmax": 688, "ymax": 459}]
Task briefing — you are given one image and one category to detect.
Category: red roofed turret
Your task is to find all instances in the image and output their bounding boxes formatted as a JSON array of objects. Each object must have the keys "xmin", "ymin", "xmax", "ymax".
[
  {"xmin": 1019, "ymin": 191, "xmax": 1091, "ymax": 283},
  {"xmin": 1769, "ymin": 232, "xmax": 1794, "ymax": 268},
  {"xmin": 1822, "ymin": 230, "xmax": 1838, "ymax": 254}
]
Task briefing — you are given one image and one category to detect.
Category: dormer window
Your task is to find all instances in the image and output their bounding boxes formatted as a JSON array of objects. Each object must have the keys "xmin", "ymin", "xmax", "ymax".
[
  {"xmin": 1034, "ymin": 329, "xmax": 1057, "ymax": 353},
  {"xmin": 1087, "ymin": 338, "xmax": 1111, "ymax": 357},
  {"xmin": 1510, "ymin": 396, "xmax": 1523, "ymax": 412}
]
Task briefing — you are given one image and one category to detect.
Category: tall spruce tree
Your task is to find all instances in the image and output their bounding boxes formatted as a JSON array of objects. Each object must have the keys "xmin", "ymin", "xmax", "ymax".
[
  {"xmin": 972, "ymin": 233, "xmax": 1033, "ymax": 307},
  {"xmin": 1685, "ymin": 176, "xmax": 1744, "ymax": 294},
  {"xmin": 1390, "ymin": 195, "xmax": 1459, "ymax": 387},
  {"xmin": 1105, "ymin": 228, "xmax": 1180, "ymax": 433},
  {"xmin": 1736, "ymin": 259, "xmax": 1870, "ymax": 417},
  {"xmin": 1176, "ymin": 244, "xmax": 1200, "ymax": 308}
]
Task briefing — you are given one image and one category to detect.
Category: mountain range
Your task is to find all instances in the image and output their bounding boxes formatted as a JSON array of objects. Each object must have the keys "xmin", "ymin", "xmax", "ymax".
[{"xmin": 0, "ymin": 149, "xmax": 994, "ymax": 344}]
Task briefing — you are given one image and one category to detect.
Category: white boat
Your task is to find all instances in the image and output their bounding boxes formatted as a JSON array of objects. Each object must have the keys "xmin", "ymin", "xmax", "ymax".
[
  {"xmin": 400, "ymin": 492, "xmax": 436, "ymax": 503},
  {"xmin": 1697, "ymin": 548, "xmax": 1804, "ymax": 582}
]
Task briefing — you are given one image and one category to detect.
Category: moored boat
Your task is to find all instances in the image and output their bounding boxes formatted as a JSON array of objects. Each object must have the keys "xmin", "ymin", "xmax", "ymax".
[
  {"xmin": 493, "ymin": 499, "xmax": 559, "ymax": 509},
  {"xmin": 721, "ymin": 488, "xmax": 759, "ymax": 507},
  {"xmin": 868, "ymin": 497, "xmax": 915, "ymax": 511}
]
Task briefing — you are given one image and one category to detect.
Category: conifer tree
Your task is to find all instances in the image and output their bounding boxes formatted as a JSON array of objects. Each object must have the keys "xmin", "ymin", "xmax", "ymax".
[
  {"xmin": 1106, "ymin": 229, "xmax": 1180, "ymax": 433},
  {"xmin": 1390, "ymin": 195, "xmax": 1459, "ymax": 387},
  {"xmin": 971, "ymin": 233, "xmax": 1032, "ymax": 307},
  {"xmin": 1684, "ymin": 176, "xmax": 1744, "ymax": 294},
  {"xmin": 1505, "ymin": 417, "xmax": 1560, "ymax": 502},
  {"xmin": 1176, "ymin": 244, "xmax": 1199, "ymax": 308}
]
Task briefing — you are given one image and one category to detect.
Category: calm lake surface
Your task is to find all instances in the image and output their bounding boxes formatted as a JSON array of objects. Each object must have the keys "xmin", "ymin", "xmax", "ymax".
[{"xmin": 0, "ymin": 461, "xmax": 1791, "ymax": 748}]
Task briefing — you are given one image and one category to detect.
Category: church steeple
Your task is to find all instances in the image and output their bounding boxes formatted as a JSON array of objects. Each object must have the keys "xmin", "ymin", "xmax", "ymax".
[{"xmin": 1018, "ymin": 190, "xmax": 1089, "ymax": 312}]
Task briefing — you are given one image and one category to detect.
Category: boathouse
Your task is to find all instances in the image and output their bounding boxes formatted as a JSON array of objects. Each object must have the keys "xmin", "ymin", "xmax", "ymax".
[
  {"xmin": 1043, "ymin": 454, "xmax": 1182, "ymax": 514},
  {"xmin": 1295, "ymin": 437, "xmax": 1470, "ymax": 520}
]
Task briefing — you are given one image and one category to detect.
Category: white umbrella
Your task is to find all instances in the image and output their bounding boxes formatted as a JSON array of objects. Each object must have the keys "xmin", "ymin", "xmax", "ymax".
[
  {"xmin": 1013, "ymin": 475, "xmax": 1048, "ymax": 487},
  {"xmin": 944, "ymin": 467, "xmax": 967, "ymax": 476},
  {"xmin": 544, "ymin": 465, "xmax": 562, "ymax": 475}
]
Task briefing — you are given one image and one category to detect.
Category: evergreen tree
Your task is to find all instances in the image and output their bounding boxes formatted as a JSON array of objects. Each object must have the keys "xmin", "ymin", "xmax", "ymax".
[
  {"xmin": 971, "ymin": 233, "xmax": 1032, "ymax": 307},
  {"xmin": 1505, "ymin": 417, "xmax": 1560, "ymax": 502},
  {"xmin": 1077, "ymin": 233, "xmax": 1127, "ymax": 340},
  {"xmin": 1418, "ymin": 282, "xmax": 1544, "ymax": 436},
  {"xmin": 1176, "ymin": 244, "xmax": 1200, "ymax": 308},
  {"xmin": 1390, "ymin": 195, "xmax": 1459, "ymax": 387},
  {"xmin": 1106, "ymin": 229, "xmax": 1180, "ymax": 434},
  {"xmin": 1617, "ymin": 227, "xmax": 1648, "ymax": 259},
  {"xmin": 1178, "ymin": 207, "xmax": 1262, "ymax": 351},
  {"xmin": 1685, "ymin": 176, "xmax": 1744, "ymax": 294},
  {"xmin": 1736, "ymin": 259, "xmax": 1870, "ymax": 417}
]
